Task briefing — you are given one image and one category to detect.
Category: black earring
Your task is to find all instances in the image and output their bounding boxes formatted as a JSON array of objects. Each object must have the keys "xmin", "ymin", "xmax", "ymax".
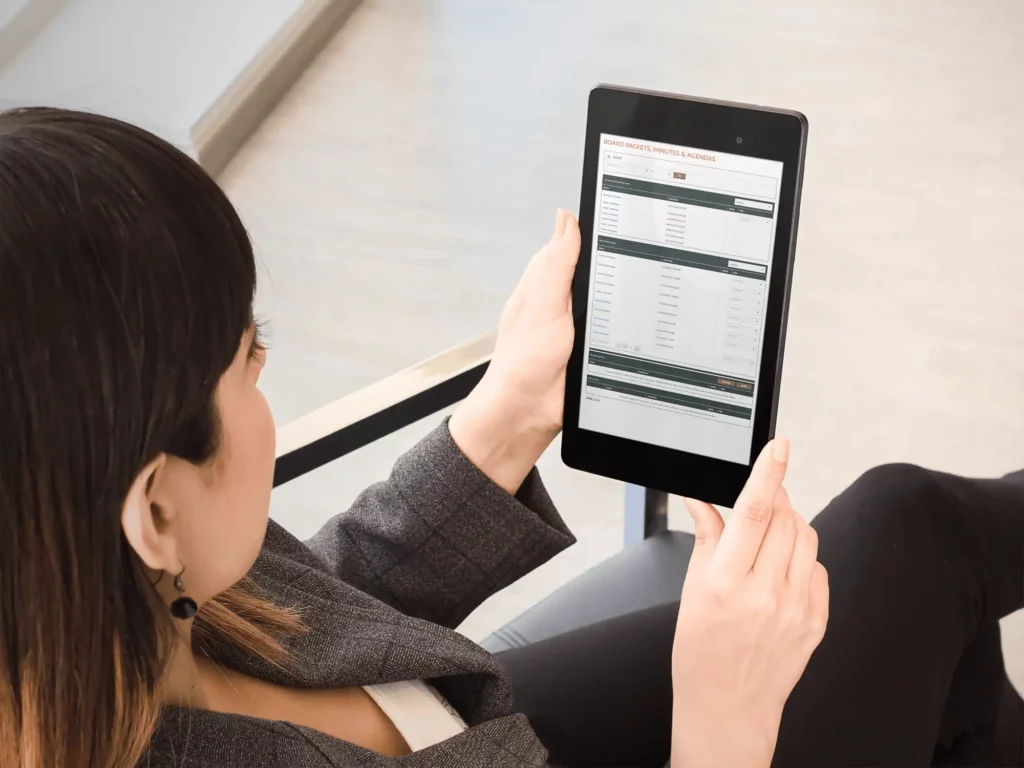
[{"xmin": 169, "ymin": 565, "xmax": 198, "ymax": 620}]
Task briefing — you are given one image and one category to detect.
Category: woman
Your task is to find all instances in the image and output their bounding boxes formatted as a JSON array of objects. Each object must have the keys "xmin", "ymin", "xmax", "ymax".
[{"xmin": 0, "ymin": 107, "xmax": 1020, "ymax": 768}]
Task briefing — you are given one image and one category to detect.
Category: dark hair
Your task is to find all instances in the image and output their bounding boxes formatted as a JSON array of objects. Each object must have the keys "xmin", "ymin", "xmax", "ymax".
[{"xmin": 0, "ymin": 108, "xmax": 302, "ymax": 768}]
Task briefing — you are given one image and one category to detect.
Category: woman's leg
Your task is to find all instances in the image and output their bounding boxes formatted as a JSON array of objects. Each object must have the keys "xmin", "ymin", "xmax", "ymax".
[
  {"xmin": 773, "ymin": 464, "xmax": 1024, "ymax": 767},
  {"xmin": 497, "ymin": 465, "xmax": 1024, "ymax": 768},
  {"xmin": 495, "ymin": 597, "xmax": 677, "ymax": 767}
]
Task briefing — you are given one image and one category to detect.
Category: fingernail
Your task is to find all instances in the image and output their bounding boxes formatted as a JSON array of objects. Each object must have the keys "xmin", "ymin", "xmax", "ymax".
[
  {"xmin": 772, "ymin": 437, "xmax": 790, "ymax": 463},
  {"xmin": 561, "ymin": 211, "xmax": 576, "ymax": 240},
  {"xmin": 554, "ymin": 208, "xmax": 568, "ymax": 237}
]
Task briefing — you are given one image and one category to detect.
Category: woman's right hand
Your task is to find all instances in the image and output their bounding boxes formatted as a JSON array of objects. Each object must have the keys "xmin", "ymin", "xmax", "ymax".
[{"xmin": 671, "ymin": 439, "xmax": 829, "ymax": 768}]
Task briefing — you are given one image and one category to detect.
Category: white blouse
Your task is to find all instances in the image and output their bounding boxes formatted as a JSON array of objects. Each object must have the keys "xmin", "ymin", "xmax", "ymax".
[{"xmin": 363, "ymin": 680, "xmax": 467, "ymax": 751}]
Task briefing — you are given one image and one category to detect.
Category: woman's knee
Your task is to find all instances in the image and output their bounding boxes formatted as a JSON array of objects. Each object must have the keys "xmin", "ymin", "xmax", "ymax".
[
  {"xmin": 811, "ymin": 463, "xmax": 980, "ymax": 614},
  {"xmin": 849, "ymin": 462, "xmax": 938, "ymax": 502},
  {"xmin": 821, "ymin": 463, "xmax": 955, "ymax": 541}
]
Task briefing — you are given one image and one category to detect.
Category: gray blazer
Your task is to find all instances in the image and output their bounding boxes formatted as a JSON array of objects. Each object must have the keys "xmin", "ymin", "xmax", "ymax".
[{"xmin": 142, "ymin": 422, "xmax": 576, "ymax": 767}]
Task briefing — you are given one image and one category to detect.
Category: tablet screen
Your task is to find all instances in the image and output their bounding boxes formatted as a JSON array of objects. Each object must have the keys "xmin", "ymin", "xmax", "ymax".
[{"xmin": 578, "ymin": 134, "xmax": 784, "ymax": 465}]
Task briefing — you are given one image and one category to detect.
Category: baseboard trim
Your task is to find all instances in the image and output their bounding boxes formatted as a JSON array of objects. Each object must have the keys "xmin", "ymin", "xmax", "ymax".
[{"xmin": 192, "ymin": 0, "xmax": 362, "ymax": 177}]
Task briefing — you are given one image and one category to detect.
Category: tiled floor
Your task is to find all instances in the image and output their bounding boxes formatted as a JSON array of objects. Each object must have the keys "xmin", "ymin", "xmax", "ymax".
[{"xmin": 222, "ymin": 0, "xmax": 1024, "ymax": 687}]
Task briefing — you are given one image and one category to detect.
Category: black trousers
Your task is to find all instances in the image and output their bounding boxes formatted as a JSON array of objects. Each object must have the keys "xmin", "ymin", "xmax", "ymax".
[{"xmin": 496, "ymin": 465, "xmax": 1024, "ymax": 767}]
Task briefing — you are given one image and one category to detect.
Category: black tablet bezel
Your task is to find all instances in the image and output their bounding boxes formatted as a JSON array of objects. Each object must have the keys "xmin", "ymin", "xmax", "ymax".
[{"xmin": 561, "ymin": 85, "xmax": 808, "ymax": 508}]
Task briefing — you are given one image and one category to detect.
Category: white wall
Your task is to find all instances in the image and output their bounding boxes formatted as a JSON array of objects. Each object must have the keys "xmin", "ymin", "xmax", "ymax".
[
  {"xmin": 0, "ymin": 0, "xmax": 36, "ymax": 34},
  {"xmin": 0, "ymin": 0, "xmax": 64, "ymax": 71},
  {"xmin": 0, "ymin": 0, "xmax": 307, "ymax": 153}
]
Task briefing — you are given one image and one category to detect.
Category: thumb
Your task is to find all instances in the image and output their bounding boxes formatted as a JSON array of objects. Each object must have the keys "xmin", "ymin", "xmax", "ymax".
[
  {"xmin": 561, "ymin": 213, "xmax": 580, "ymax": 312},
  {"xmin": 559, "ymin": 210, "xmax": 581, "ymax": 262},
  {"xmin": 684, "ymin": 497, "xmax": 725, "ymax": 573},
  {"xmin": 539, "ymin": 210, "xmax": 580, "ymax": 298}
]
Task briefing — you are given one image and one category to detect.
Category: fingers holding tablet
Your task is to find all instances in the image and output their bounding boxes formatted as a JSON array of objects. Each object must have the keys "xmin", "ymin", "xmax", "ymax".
[
  {"xmin": 673, "ymin": 443, "xmax": 829, "ymax": 768},
  {"xmin": 684, "ymin": 438, "xmax": 795, "ymax": 584},
  {"xmin": 713, "ymin": 438, "xmax": 791, "ymax": 581}
]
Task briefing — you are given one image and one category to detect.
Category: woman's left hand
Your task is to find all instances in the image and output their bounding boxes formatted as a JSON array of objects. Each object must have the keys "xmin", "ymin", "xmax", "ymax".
[{"xmin": 449, "ymin": 209, "xmax": 580, "ymax": 493}]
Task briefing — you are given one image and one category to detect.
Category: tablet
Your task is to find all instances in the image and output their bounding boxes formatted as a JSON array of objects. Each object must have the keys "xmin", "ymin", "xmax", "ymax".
[{"xmin": 561, "ymin": 86, "xmax": 807, "ymax": 508}]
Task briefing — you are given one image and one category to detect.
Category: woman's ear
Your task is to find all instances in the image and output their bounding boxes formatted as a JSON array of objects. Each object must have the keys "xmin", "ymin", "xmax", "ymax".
[{"xmin": 121, "ymin": 454, "xmax": 177, "ymax": 573}]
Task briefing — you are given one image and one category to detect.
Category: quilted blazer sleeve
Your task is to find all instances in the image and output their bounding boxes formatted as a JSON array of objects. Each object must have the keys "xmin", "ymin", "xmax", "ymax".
[{"xmin": 303, "ymin": 419, "xmax": 575, "ymax": 629}]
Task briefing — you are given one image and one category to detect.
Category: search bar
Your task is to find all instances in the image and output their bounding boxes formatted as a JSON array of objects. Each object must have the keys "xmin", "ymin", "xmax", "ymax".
[
  {"xmin": 728, "ymin": 261, "xmax": 767, "ymax": 274},
  {"xmin": 735, "ymin": 198, "xmax": 773, "ymax": 211}
]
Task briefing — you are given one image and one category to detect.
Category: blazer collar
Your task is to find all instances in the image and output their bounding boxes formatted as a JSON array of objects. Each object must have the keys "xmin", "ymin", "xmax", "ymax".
[
  {"xmin": 150, "ymin": 545, "xmax": 548, "ymax": 765},
  {"xmin": 196, "ymin": 542, "xmax": 515, "ymax": 726}
]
